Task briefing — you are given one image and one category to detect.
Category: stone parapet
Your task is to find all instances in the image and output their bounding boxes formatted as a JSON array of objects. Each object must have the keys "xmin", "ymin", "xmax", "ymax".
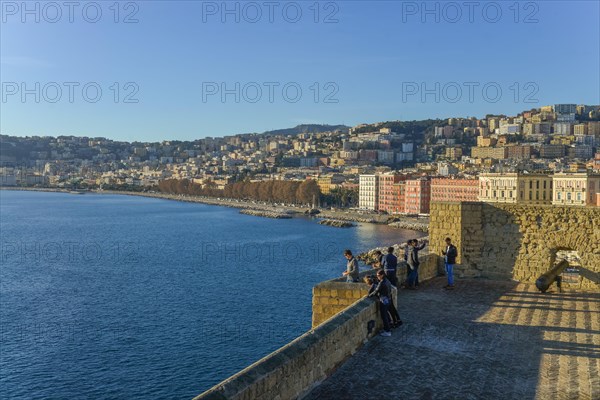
[{"xmin": 429, "ymin": 202, "xmax": 600, "ymax": 290}]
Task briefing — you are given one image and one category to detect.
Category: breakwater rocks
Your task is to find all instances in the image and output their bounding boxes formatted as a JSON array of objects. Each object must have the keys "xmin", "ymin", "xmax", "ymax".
[
  {"xmin": 318, "ymin": 219, "xmax": 355, "ymax": 228},
  {"xmin": 357, "ymin": 238, "xmax": 429, "ymax": 264},
  {"xmin": 387, "ymin": 221, "xmax": 429, "ymax": 232},
  {"xmin": 239, "ymin": 209, "xmax": 293, "ymax": 219}
]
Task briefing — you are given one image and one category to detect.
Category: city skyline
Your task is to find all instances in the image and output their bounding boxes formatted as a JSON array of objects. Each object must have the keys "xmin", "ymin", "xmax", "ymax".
[{"xmin": 2, "ymin": 1, "xmax": 599, "ymax": 142}]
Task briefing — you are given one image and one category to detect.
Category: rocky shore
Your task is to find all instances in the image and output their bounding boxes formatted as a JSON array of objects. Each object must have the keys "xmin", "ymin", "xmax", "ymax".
[
  {"xmin": 239, "ymin": 209, "xmax": 293, "ymax": 219},
  {"xmin": 387, "ymin": 221, "xmax": 429, "ymax": 232},
  {"xmin": 318, "ymin": 219, "xmax": 355, "ymax": 228},
  {"xmin": 357, "ymin": 237, "xmax": 429, "ymax": 265}
]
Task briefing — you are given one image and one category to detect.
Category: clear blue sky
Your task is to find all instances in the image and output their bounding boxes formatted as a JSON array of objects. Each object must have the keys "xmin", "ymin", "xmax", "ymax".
[{"xmin": 1, "ymin": 0, "xmax": 599, "ymax": 141}]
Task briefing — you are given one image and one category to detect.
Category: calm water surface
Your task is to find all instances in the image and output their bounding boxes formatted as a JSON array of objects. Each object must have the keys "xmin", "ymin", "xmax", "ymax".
[{"xmin": 0, "ymin": 191, "xmax": 419, "ymax": 399}]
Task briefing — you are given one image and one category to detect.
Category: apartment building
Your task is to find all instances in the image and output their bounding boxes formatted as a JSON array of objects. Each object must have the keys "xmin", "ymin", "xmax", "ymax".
[
  {"xmin": 359, "ymin": 174, "xmax": 379, "ymax": 210},
  {"xmin": 404, "ymin": 177, "xmax": 431, "ymax": 214},
  {"xmin": 431, "ymin": 177, "xmax": 479, "ymax": 202},
  {"xmin": 471, "ymin": 147, "xmax": 508, "ymax": 160},
  {"xmin": 552, "ymin": 172, "xmax": 600, "ymax": 206},
  {"xmin": 479, "ymin": 173, "xmax": 553, "ymax": 205},
  {"xmin": 378, "ymin": 173, "xmax": 403, "ymax": 213}
]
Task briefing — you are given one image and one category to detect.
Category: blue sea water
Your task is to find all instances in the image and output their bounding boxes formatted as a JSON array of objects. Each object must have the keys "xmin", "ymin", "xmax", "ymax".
[{"xmin": 0, "ymin": 191, "xmax": 419, "ymax": 399}]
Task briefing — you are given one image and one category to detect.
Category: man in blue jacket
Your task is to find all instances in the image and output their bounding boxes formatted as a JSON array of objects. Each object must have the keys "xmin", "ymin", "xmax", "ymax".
[{"xmin": 441, "ymin": 237, "xmax": 458, "ymax": 289}]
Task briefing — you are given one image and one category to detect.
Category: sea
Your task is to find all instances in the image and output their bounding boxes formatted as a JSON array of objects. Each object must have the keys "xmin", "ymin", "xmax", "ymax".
[{"xmin": 0, "ymin": 190, "xmax": 420, "ymax": 399}]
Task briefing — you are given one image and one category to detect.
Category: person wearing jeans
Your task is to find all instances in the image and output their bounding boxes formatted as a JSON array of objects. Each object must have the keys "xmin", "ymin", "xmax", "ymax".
[
  {"xmin": 369, "ymin": 269, "xmax": 393, "ymax": 336},
  {"xmin": 406, "ymin": 241, "xmax": 418, "ymax": 289},
  {"xmin": 442, "ymin": 237, "xmax": 458, "ymax": 289}
]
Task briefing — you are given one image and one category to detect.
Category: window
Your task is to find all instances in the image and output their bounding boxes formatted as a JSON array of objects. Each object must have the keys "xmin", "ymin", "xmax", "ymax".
[
  {"xmin": 529, "ymin": 192, "xmax": 532, "ymax": 200},
  {"xmin": 577, "ymin": 193, "xmax": 582, "ymax": 201},
  {"xmin": 543, "ymin": 181, "xmax": 546, "ymax": 189},
  {"xmin": 536, "ymin": 181, "xmax": 539, "ymax": 189},
  {"xmin": 557, "ymin": 192, "xmax": 562, "ymax": 200},
  {"xmin": 567, "ymin": 193, "xmax": 571, "ymax": 201},
  {"xmin": 529, "ymin": 181, "xmax": 532, "ymax": 189}
]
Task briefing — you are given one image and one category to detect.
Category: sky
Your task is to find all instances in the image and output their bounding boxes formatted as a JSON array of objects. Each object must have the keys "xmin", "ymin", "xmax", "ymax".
[{"xmin": 1, "ymin": 0, "xmax": 599, "ymax": 142}]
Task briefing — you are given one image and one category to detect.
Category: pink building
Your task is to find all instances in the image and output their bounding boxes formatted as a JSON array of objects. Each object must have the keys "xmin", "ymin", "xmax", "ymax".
[
  {"xmin": 431, "ymin": 177, "xmax": 479, "ymax": 202},
  {"xmin": 404, "ymin": 178, "xmax": 431, "ymax": 214}
]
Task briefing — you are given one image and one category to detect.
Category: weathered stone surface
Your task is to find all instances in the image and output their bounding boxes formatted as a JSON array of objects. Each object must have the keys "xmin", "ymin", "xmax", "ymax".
[{"xmin": 429, "ymin": 202, "xmax": 600, "ymax": 290}]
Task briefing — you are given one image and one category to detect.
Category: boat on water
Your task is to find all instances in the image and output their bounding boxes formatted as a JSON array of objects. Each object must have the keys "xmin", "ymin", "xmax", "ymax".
[{"xmin": 69, "ymin": 190, "xmax": 86, "ymax": 194}]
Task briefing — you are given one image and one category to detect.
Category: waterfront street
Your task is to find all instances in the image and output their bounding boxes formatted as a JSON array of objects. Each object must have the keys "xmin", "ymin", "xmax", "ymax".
[{"xmin": 304, "ymin": 278, "xmax": 600, "ymax": 400}]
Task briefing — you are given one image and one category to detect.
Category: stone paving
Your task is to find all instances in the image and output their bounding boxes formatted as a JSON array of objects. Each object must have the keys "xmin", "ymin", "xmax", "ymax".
[{"xmin": 303, "ymin": 277, "xmax": 600, "ymax": 400}]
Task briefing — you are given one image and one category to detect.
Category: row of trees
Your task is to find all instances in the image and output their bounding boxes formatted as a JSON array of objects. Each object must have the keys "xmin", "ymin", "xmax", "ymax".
[{"xmin": 157, "ymin": 179, "xmax": 322, "ymax": 206}]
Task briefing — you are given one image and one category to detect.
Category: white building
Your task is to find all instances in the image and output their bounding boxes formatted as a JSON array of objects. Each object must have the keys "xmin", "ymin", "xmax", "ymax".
[
  {"xmin": 553, "ymin": 173, "xmax": 600, "ymax": 206},
  {"xmin": 359, "ymin": 174, "xmax": 379, "ymax": 210}
]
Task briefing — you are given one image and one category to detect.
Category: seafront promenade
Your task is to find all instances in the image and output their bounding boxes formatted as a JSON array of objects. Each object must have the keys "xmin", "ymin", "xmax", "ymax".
[
  {"xmin": 0, "ymin": 187, "xmax": 429, "ymax": 230},
  {"xmin": 305, "ymin": 277, "xmax": 600, "ymax": 400}
]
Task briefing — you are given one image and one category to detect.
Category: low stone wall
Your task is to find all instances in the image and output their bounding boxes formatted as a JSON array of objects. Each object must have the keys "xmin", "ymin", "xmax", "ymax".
[{"xmin": 194, "ymin": 295, "xmax": 382, "ymax": 400}]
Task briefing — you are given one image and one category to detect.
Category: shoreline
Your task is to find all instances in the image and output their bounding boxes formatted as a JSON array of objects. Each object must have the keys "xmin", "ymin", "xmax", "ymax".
[{"xmin": 0, "ymin": 187, "xmax": 429, "ymax": 230}]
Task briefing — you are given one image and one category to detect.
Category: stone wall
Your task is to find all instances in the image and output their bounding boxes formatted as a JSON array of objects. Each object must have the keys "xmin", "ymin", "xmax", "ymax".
[
  {"xmin": 430, "ymin": 202, "xmax": 600, "ymax": 290},
  {"xmin": 195, "ymin": 296, "xmax": 383, "ymax": 400}
]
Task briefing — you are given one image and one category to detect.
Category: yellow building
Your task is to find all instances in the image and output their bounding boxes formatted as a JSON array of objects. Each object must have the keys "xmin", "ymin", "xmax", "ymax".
[
  {"xmin": 471, "ymin": 147, "xmax": 507, "ymax": 160},
  {"xmin": 317, "ymin": 174, "xmax": 345, "ymax": 195},
  {"xmin": 479, "ymin": 173, "xmax": 553, "ymax": 205}
]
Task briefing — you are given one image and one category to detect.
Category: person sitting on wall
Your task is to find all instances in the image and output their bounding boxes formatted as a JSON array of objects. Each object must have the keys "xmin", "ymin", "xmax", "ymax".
[
  {"xmin": 368, "ymin": 269, "xmax": 394, "ymax": 336},
  {"xmin": 342, "ymin": 249, "xmax": 359, "ymax": 283},
  {"xmin": 371, "ymin": 250, "xmax": 383, "ymax": 269}
]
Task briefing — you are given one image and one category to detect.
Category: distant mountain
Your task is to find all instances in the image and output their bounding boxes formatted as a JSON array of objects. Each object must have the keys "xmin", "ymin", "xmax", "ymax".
[{"xmin": 257, "ymin": 124, "xmax": 350, "ymax": 136}]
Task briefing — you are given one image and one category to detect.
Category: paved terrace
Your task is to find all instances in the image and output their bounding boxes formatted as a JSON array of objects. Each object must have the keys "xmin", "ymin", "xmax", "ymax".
[{"xmin": 304, "ymin": 277, "xmax": 599, "ymax": 400}]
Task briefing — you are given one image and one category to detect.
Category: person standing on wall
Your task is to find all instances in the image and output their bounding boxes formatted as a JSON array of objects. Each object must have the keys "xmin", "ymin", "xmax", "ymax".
[
  {"xmin": 342, "ymin": 249, "xmax": 360, "ymax": 283},
  {"xmin": 441, "ymin": 237, "xmax": 457, "ymax": 290}
]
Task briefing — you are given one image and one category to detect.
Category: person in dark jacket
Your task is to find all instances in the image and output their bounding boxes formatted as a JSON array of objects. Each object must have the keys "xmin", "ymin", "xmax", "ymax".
[
  {"xmin": 441, "ymin": 237, "xmax": 458, "ymax": 289},
  {"xmin": 369, "ymin": 269, "xmax": 393, "ymax": 336},
  {"xmin": 381, "ymin": 247, "xmax": 398, "ymax": 287},
  {"xmin": 412, "ymin": 238, "xmax": 427, "ymax": 288}
]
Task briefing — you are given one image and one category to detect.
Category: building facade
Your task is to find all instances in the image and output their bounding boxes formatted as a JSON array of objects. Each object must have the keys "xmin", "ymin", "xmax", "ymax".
[
  {"xmin": 359, "ymin": 174, "xmax": 378, "ymax": 210},
  {"xmin": 552, "ymin": 173, "xmax": 600, "ymax": 206},
  {"xmin": 404, "ymin": 178, "xmax": 431, "ymax": 214},
  {"xmin": 431, "ymin": 177, "xmax": 479, "ymax": 202},
  {"xmin": 378, "ymin": 173, "xmax": 403, "ymax": 213},
  {"xmin": 478, "ymin": 173, "xmax": 553, "ymax": 205}
]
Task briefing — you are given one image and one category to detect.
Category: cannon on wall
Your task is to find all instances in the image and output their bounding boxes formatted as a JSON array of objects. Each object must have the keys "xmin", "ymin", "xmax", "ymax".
[{"xmin": 535, "ymin": 260, "xmax": 569, "ymax": 293}]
